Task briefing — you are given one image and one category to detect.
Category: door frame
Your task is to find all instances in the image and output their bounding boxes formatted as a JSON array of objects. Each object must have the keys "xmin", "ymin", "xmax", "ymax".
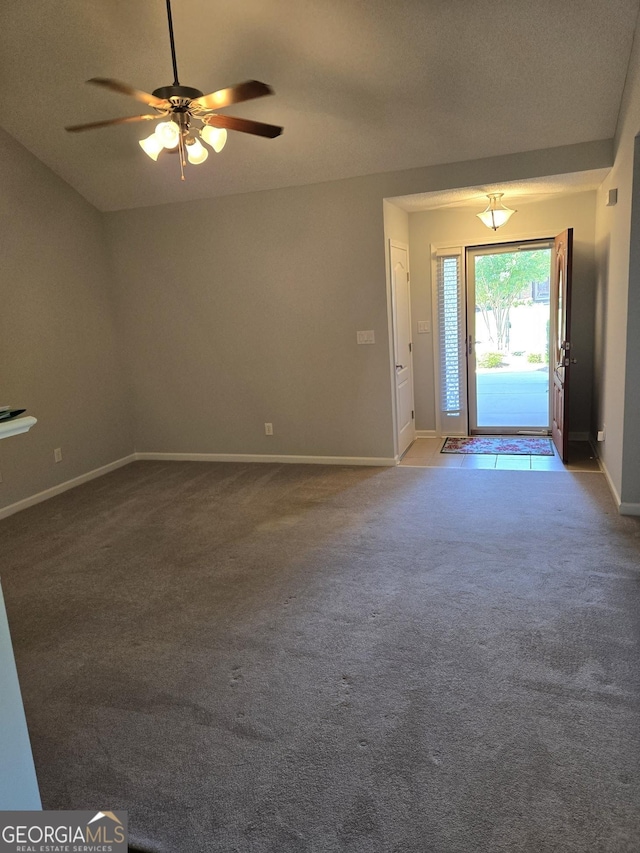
[
  {"xmin": 466, "ymin": 238, "xmax": 555, "ymax": 435},
  {"xmin": 431, "ymin": 229, "xmax": 561, "ymax": 437},
  {"xmin": 388, "ymin": 240, "xmax": 416, "ymax": 459}
]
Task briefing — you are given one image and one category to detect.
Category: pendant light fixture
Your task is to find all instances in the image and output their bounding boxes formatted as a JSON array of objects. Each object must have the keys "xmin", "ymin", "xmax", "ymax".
[{"xmin": 477, "ymin": 193, "xmax": 516, "ymax": 231}]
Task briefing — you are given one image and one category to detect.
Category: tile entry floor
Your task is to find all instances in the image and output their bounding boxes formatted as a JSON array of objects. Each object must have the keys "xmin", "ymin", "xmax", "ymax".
[{"xmin": 399, "ymin": 437, "xmax": 602, "ymax": 472}]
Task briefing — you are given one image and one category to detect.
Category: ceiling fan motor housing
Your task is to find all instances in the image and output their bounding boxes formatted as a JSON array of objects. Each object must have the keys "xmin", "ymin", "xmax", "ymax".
[{"xmin": 152, "ymin": 85, "xmax": 204, "ymax": 104}]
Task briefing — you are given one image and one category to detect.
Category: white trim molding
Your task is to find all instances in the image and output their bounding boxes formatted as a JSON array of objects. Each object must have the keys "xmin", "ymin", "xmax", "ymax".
[
  {"xmin": 135, "ymin": 452, "xmax": 396, "ymax": 467},
  {"xmin": 619, "ymin": 502, "xmax": 640, "ymax": 516},
  {"xmin": 0, "ymin": 416, "xmax": 37, "ymax": 441},
  {"xmin": 589, "ymin": 440, "xmax": 638, "ymax": 516},
  {"xmin": 596, "ymin": 454, "xmax": 623, "ymax": 512},
  {"xmin": 0, "ymin": 452, "xmax": 396, "ymax": 521},
  {"xmin": 0, "ymin": 454, "xmax": 136, "ymax": 521}
]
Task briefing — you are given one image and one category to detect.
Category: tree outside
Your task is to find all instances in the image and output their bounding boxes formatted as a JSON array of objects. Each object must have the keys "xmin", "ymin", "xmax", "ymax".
[{"xmin": 475, "ymin": 249, "xmax": 550, "ymax": 352}]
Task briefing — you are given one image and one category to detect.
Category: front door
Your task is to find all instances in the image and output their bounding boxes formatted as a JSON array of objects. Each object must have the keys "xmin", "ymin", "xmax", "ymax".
[
  {"xmin": 466, "ymin": 241, "xmax": 553, "ymax": 434},
  {"xmin": 551, "ymin": 229, "xmax": 573, "ymax": 462},
  {"xmin": 390, "ymin": 242, "xmax": 415, "ymax": 457}
]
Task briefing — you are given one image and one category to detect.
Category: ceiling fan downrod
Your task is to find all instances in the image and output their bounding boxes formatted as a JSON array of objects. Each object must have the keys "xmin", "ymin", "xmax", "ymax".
[
  {"xmin": 152, "ymin": 0, "xmax": 204, "ymax": 101},
  {"xmin": 165, "ymin": 0, "xmax": 180, "ymax": 86}
]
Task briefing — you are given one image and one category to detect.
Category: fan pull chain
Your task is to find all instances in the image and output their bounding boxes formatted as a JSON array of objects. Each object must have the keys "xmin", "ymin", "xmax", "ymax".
[{"xmin": 178, "ymin": 133, "xmax": 186, "ymax": 181}]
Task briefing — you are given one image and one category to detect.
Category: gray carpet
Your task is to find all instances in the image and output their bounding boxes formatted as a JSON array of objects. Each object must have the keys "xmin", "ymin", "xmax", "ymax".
[{"xmin": 1, "ymin": 461, "xmax": 640, "ymax": 852}]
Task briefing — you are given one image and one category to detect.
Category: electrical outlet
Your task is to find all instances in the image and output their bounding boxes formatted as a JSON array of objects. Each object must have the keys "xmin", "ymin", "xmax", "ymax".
[
  {"xmin": 597, "ymin": 427, "xmax": 606, "ymax": 442},
  {"xmin": 54, "ymin": 447, "xmax": 62, "ymax": 463},
  {"xmin": 264, "ymin": 423, "xmax": 273, "ymax": 436}
]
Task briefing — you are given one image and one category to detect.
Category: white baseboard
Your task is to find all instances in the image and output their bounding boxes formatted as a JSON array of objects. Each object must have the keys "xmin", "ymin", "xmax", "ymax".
[
  {"xmin": 415, "ymin": 430, "xmax": 438, "ymax": 438},
  {"xmin": 135, "ymin": 451, "xmax": 396, "ymax": 467},
  {"xmin": 619, "ymin": 502, "xmax": 640, "ymax": 516},
  {"xmin": 0, "ymin": 454, "xmax": 136, "ymax": 521},
  {"xmin": 0, "ymin": 451, "xmax": 396, "ymax": 521},
  {"xmin": 1, "ymin": 444, "xmax": 634, "ymax": 521},
  {"xmin": 590, "ymin": 441, "xmax": 640, "ymax": 516},
  {"xmin": 596, "ymin": 453, "xmax": 623, "ymax": 511}
]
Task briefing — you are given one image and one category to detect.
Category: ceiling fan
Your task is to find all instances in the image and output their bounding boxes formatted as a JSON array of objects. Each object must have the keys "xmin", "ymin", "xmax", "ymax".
[{"xmin": 65, "ymin": 0, "xmax": 283, "ymax": 180}]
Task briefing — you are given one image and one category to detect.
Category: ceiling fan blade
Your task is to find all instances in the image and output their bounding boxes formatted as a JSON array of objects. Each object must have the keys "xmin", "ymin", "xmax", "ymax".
[
  {"xmin": 87, "ymin": 78, "xmax": 170, "ymax": 109},
  {"xmin": 193, "ymin": 80, "xmax": 273, "ymax": 111},
  {"xmin": 65, "ymin": 114, "xmax": 162, "ymax": 133},
  {"xmin": 203, "ymin": 114, "xmax": 283, "ymax": 139}
]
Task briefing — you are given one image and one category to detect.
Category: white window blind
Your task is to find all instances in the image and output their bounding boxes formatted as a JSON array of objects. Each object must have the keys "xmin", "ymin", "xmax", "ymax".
[{"xmin": 435, "ymin": 248, "xmax": 467, "ymax": 433}]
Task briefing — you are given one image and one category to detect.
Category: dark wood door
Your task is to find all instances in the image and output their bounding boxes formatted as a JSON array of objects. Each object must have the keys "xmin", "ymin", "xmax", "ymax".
[{"xmin": 551, "ymin": 228, "xmax": 573, "ymax": 462}]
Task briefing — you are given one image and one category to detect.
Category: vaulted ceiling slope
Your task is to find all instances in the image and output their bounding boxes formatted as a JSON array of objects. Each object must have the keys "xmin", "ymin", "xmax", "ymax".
[{"xmin": 0, "ymin": 0, "xmax": 638, "ymax": 211}]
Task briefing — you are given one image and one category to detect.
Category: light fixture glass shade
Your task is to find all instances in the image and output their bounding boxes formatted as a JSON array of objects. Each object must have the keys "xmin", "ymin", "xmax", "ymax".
[
  {"xmin": 154, "ymin": 120, "xmax": 181, "ymax": 149},
  {"xmin": 186, "ymin": 137, "xmax": 209, "ymax": 165},
  {"xmin": 139, "ymin": 132, "xmax": 164, "ymax": 161},
  {"xmin": 477, "ymin": 193, "xmax": 516, "ymax": 230},
  {"xmin": 201, "ymin": 125, "xmax": 227, "ymax": 153}
]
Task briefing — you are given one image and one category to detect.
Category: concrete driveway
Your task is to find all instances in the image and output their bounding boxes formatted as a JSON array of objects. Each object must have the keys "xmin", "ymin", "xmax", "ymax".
[{"xmin": 476, "ymin": 366, "xmax": 549, "ymax": 427}]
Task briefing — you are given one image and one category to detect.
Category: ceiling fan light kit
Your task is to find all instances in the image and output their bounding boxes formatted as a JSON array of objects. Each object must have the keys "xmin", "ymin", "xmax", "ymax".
[
  {"xmin": 477, "ymin": 193, "xmax": 516, "ymax": 230},
  {"xmin": 185, "ymin": 137, "xmax": 208, "ymax": 165},
  {"xmin": 201, "ymin": 126, "xmax": 228, "ymax": 153},
  {"xmin": 66, "ymin": 0, "xmax": 282, "ymax": 181},
  {"xmin": 138, "ymin": 132, "xmax": 164, "ymax": 161}
]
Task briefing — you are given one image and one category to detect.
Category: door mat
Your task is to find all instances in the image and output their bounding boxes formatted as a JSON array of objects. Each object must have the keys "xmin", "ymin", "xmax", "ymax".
[{"xmin": 441, "ymin": 436, "xmax": 555, "ymax": 456}]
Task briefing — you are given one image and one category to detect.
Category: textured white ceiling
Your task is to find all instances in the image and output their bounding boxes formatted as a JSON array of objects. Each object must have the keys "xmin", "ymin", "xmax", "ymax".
[{"xmin": 0, "ymin": 0, "xmax": 637, "ymax": 211}]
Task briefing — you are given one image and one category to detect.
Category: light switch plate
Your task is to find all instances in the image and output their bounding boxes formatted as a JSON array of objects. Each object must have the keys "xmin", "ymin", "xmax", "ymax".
[
  {"xmin": 357, "ymin": 330, "xmax": 375, "ymax": 344},
  {"xmin": 417, "ymin": 320, "xmax": 431, "ymax": 334}
]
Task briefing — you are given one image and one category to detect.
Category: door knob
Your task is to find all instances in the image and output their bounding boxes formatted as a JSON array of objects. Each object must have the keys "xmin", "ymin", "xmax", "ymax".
[{"xmin": 396, "ymin": 364, "xmax": 405, "ymax": 370}]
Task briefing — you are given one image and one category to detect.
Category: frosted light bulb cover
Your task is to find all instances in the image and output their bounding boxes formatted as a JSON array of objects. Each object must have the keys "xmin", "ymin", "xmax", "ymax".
[
  {"xmin": 477, "ymin": 194, "xmax": 516, "ymax": 231},
  {"xmin": 155, "ymin": 120, "xmax": 180, "ymax": 149},
  {"xmin": 201, "ymin": 125, "xmax": 227, "ymax": 153},
  {"xmin": 186, "ymin": 137, "xmax": 209, "ymax": 165},
  {"xmin": 139, "ymin": 133, "xmax": 163, "ymax": 161}
]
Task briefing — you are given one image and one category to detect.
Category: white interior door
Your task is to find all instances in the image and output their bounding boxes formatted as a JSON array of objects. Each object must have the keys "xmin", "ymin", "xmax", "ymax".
[{"xmin": 390, "ymin": 242, "xmax": 415, "ymax": 456}]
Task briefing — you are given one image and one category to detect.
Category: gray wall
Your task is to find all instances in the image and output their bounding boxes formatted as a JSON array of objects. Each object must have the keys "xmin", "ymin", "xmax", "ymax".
[
  {"xmin": 593, "ymin": 28, "xmax": 640, "ymax": 508},
  {"xmin": 383, "ymin": 201, "xmax": 409, "ymax": 247},
  {"xmin": 619, "ymin": 39, "xmax": 640, "ymax": 511},
  {"xmin": 105, "ymin": 182, "xmax": 395, "ymax": 459},
  {"xmin": 594, "ymin": 155, "xmax": 633, "ymax": 499},
  {"xmin": 408, "ymin": 192, "xmax": 597, "ymax": 435},
  {"xmin": 0, "ymin": 128, "xmax": 133, "ymax": 510},
  {"xmin": 104, "ymin": 142, "xmax": 610, "ymax": 462}
]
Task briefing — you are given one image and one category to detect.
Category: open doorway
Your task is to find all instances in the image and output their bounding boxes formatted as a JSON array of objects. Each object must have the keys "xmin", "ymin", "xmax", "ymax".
[
  {"xmin": 466, "ymin": 241, "xmax": 553, "ymax": 434},
  {"xmin": 385, "ymin": 180, "xmax": 597, "ymax": 467},
  {"xmin": 432, "ymin": 230, "xmax": 573, "ymax": 458}
]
